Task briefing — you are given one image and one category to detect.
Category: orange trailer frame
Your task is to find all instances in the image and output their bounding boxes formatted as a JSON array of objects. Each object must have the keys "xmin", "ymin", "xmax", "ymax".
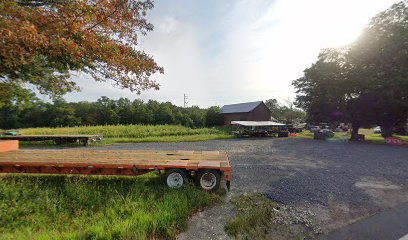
[
  {"xmin": 0, "ymin": 150, "xmax": 231, "ymax": 190},
  {"xmin": 0, "ymin": 135, "xmax": 103, "ymax": 146}
]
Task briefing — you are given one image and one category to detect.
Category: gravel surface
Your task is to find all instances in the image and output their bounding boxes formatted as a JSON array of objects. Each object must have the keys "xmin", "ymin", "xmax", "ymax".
[{"xmin": 74, "ymin": 138, "xmax": 408, "ymax": 236}]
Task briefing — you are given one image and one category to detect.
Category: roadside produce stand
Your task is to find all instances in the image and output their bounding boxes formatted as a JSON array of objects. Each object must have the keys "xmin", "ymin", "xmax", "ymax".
[
  {"xmin": 0, "ymin": 146, "xmax": 231, "ymax": 191},
  {"xmin": 0, "ymin": 135, "xmax": 103, "ymax": 146},
  {"xmin": 231, "ymin": 121, "xmax": 288, "ymax": 137}
]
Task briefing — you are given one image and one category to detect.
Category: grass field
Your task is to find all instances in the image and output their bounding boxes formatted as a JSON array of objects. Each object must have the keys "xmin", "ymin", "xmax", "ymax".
[
  {"xmin": 16, "ymin": 125, "xmax": 233, "ymax": 145},
  {"xmin": 12, "ymin": 125, "xmax": 408, "ymax": 146},
  {"xmin": 0, "ymin": 173, "xmax": 219, "ymax": 239},
  {"xmin": 295, "ymin": 129, "xmax": 408, "ymax": 145},
  {"xmin": 7, "ymin": 124, "xmax": 408, "ymax": 147}
]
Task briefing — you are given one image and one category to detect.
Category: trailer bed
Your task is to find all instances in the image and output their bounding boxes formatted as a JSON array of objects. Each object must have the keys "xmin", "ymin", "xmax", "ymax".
[
  {"xmin": 0, "ymin": 150, "xmax": 231, "ymax": 189},
  {"xmin": 0, "ymin": 135, "xmax": 103, "ymax": 145}
]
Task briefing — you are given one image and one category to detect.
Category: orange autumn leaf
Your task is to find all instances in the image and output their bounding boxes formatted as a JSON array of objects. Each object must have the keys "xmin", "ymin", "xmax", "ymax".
[{"xmin": 0, "ymin": 0, "xmax": 163, "ymax": 101}]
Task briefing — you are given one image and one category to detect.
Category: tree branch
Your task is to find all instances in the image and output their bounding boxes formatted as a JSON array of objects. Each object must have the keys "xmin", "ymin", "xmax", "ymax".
[{"xmin": 85, "ymin": 0, "xmax": 127, "ymax": 32}]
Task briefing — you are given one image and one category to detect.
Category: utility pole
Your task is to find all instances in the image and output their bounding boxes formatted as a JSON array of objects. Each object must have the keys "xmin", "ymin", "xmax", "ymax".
[{"xmin": 183, "ymin": 94, "xmax": 188, "ymax": 108}]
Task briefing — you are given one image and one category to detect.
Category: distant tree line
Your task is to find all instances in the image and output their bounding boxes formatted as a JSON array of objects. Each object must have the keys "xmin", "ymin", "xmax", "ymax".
[
  {"xmin": 0, "ymin": 96, "xmax": 224, "ymax": 129},
  {"xmin": 293, "ymin": 1, "xmax": 408, "ymax": 138}
]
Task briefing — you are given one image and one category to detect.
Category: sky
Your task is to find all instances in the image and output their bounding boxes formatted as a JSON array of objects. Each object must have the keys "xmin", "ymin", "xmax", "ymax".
[{"xmin": 62, "ymin": 0, "xmax": 398, "ymax": 107}]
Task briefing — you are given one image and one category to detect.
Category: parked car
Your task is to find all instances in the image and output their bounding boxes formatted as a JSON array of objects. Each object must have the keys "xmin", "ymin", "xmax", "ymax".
[
  {"xmin": 2, "ymin": 131, "xmax": 18, "ymax": 136},
  {"xmin": 319, "ymin": 129, "xmax": 335, "ymax": 138},
  {"xmin": 373, "ymin": 126, "xmax": 381, "ymax": 134},
  {"xmin": 309, "ymin": 126, "xmax": 321, "ymax": 132}
]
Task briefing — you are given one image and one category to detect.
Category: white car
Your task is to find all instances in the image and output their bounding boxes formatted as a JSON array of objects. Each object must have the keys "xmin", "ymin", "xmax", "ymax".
[{"xmin": 373, "ymin": 126, "xmax": 381, "ymax": 134}]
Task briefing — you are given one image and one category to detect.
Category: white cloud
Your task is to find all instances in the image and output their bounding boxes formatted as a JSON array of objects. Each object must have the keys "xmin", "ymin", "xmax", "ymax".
[{"xmin": 65, "ymin": 0, "xmax": 398, "ymax": 107}]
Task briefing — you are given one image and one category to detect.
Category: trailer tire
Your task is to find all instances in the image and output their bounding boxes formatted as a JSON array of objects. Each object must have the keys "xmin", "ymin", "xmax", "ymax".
[
  {"xmin": 165, "ymin": 169, "xmax": 187, "ymax": 188},
  {"xmin": 54, "ymin": 138, "xmax": 62, "ymax": 145},
  {"xmin": 196, "ymin": 170, "xmax": 221, "ymax": 191}
]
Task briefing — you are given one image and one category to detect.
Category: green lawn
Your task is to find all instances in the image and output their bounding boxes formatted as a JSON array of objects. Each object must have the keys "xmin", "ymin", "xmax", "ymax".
[
  {"xmin": 15, "ymin": 124, "xmax": 234, "ymax": 145},
  {"xmin": 0, "ymin": 173, "xmax": 219, "ymax": 239},
  {"xmin": 295, "ymin": 129, "xmax": 408, "ymax": 145}
]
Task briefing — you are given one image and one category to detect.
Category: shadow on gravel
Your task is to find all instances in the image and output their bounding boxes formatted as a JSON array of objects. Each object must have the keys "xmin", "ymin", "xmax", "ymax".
[{"xmin": 266, "ymin": 168, "xmax": 374, "ymax": 208}]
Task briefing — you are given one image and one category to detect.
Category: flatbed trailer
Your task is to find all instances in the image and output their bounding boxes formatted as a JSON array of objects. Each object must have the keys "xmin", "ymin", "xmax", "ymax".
[
  {"xmin": 0, "ymin": 135, "xmax": 103, "ymax": 146},
  {"xmin": 0, "ymin": 150, "xmax": 231, "ymax": 190}
]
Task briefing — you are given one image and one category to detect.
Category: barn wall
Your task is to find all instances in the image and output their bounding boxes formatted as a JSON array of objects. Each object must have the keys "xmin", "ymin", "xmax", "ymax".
[
  {"xmin": 248, "ymin": 103, "xmax": 272, "ymax": 121},
  {"xmin": 223, "ymin": 113, "xmax": 251, "ymax": 126},
  {"xmin": 223, "ymin": 103, "xmax": 272, "ymax": 126}
]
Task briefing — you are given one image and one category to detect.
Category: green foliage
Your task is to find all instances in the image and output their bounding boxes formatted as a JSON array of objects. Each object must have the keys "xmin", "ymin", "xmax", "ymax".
[
  {"xmin": 265, "ymin": 99, "xmax": 306, "ymax": 123},
  {"xmin": 0, "ymin": 96, "xmax": 225, "ymax": 129},
  {"xmin": 19, "ymin": 124, "xmax": 230, "ymax": 139},
  {"xmin": 99, "ymin": 134, "xmax": 233, "ymax": 144},
  {"xmin": 0, "ymin": 174, "xmax": 218, "ymax": 239},
  {"xmin": 225, "ymin": 194, "xmax": 317, "ymax": 240},
  {"xmin": 16, "ymin": 124, "xmax": 233, "ymax": 145},
  {"xmin": 293, "ymin": 1, "xmax": 408, "ymax": 136},
  {"xmin": 225, "ymin": 194, "xmax": 278, "ymax": 239},
  {"xmin": 1, "ymin": 0, "xmax": 163, "ymax": 104},
  {"xmin": 205, "ymin": 106, "xmax": 224, "ymax": 126},
  {"xmin": 293, "ymin": 49, "xmax": 352, "ymax": 125}
]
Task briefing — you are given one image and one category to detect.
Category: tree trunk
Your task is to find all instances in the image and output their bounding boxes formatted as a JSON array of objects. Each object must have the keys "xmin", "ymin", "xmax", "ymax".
[
  {"xmin": 381, "ymin": 126, "xmax": 393, "ymax": 138},
  {"xmin": 350, "ymin": 122, "xmax": 360, "ymax": 141},
  {"xmin": 380, "ymin": 113, "xmax": 395, "ymax": 138}
]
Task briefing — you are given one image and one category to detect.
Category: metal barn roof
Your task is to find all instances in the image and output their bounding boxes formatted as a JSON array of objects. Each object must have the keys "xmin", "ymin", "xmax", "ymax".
[{"xmin": 221, "ymin": 101, "xmax": 264, "ymax": 114}]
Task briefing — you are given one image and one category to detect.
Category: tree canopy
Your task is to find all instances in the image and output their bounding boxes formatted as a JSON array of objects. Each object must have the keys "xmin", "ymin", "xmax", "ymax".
[
  {"xmin": 0, "ymin": 0, "xmax": 163, "ymax": 106},
  {"xmin": 264, "ymin": 98, "xmax": 306, "ymax": 124},
  {"xmin": 0, "ymin": 96, "xmax": 224, "ymax": 129},
  {"xmin": 293, "ymin": 1, "xmax": 408, "ymax": 137}
]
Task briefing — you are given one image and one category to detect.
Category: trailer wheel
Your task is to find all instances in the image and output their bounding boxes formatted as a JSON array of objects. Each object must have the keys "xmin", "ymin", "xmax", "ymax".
[
  {"xmin": 196, "ymin": 170, "xmax": 220, "ymax": 191},
  {"xmin": 165, "ymin": 169, "xmax": 187, "ymax": 188},
  {"xmin": 54, "ymin": 138, "xmax": 62, "ymax": 145}
]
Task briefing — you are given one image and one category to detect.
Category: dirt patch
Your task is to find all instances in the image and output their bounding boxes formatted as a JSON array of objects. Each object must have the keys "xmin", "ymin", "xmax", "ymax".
[
  {"xmin": 355, "ymin": 177, "xmax": 402, "ymax": 190},
  {"xmin": 355, "ymin": 177, "xmax": 408, "ymax": 208},
  {"xmin": 305, "ymin": 202, "xmax": 373, "ymax": 234},
  {"xmin": 178, "ymin": 193, "xmax": 233, "ymax": 240},
  {"xmin": 224, "ymin": 193, "xmax": 320, "ymax": 240}
]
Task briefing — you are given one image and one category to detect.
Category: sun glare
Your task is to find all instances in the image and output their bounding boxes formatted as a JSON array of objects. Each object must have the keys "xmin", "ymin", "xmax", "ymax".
[
  {"xmin": 310, "ymin": 0, "xmax": 373, "ymax": 47},
  {"xmin": 243, "ymin": 0, "xmax": 397, "ymax": 102},
  {"xmin": 285, "ymin": 0, "xmax": 388, "ymax": 48}
]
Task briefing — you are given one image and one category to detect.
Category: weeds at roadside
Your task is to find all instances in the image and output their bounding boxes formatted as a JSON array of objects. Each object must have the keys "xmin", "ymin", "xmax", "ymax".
[{"xmin": 225, "ymin": 193, "xmax": 320, "ymax": 240}]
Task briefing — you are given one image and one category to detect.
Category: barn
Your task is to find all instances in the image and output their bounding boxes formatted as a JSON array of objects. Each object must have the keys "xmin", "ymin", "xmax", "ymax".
[{"xmin": 221, "ymin": 101, "xmax": 272, "ymax": 126}]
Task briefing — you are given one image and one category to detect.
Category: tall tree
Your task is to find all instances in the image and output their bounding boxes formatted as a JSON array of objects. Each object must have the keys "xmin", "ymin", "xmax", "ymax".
[
  {"xmin": 48, "ymin": 98, "xmax": 81, "ymax": 127},
  {"xmin": 347, "ymin": 0, "xmax": 408, "ymax": 137},
  {"xmin": 205, "ymin": 106, "xmax": 224, "ymax": 127},
  {"xmin": 293, "ymin": 1, "xmax": 408, "ymax": 138},
  {"xmin": 0, "ymin": 0, "xmax": 163, "ymax": 105}
]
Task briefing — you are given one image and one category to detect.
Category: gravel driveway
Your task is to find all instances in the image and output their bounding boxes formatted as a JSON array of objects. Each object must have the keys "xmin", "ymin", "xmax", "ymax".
[{"xmin": 92, "ymin": 138, "xmax": 408, "ymax": 236}]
